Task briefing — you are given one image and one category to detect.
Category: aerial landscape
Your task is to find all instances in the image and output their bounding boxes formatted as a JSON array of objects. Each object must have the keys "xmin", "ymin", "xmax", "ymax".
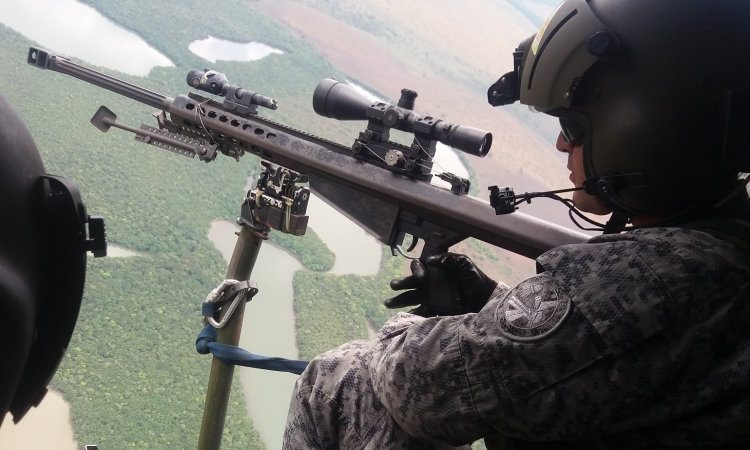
[{"xmin": 0, "ymin": 0, "xmax": 571, "ymax": 449}]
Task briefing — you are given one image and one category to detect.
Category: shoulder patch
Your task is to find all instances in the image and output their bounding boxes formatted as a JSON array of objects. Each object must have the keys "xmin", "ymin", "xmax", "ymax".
[{"xmin": 495, "ymin": 274, "xmax": 571, "ymax": 342}]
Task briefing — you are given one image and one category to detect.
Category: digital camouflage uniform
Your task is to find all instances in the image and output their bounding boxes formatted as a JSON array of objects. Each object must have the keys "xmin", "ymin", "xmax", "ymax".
[{"xmin": 283, "ymin": 227, "xmax": 750, "ymax": 449}]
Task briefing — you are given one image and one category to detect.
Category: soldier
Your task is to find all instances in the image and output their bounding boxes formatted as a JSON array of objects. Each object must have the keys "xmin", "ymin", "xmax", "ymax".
[{"xmin": 283, "ymin": 0, "xmax": 750, "ymax": 448}]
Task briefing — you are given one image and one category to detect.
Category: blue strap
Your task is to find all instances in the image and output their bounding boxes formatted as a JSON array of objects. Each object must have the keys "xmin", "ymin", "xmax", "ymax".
[
  {"xmin": 202, "ymin": 302, "xmax": 217, "ymax": 317},
  {"xmin": 196, "ymin": 325, "xmax": 308, "ymax": 375}
]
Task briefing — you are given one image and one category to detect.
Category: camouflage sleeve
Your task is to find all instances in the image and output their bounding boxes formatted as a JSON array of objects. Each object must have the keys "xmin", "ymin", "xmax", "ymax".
[
  {"xmin": 368, "ymin": 233, "xmax": 694, "ymax": 443},
  {"xmin": 489, "ymin": 281, "xmax": 510, "ymax": 300}
]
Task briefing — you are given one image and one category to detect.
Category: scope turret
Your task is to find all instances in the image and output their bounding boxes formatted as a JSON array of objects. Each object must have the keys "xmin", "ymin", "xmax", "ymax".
[
  {"xmin": 313, "ymin": 78, "xmax": 491, "ymax": 158},
  {"xmin": 187, "ymin": 70, "xmax": 229, "ymax": 95}
]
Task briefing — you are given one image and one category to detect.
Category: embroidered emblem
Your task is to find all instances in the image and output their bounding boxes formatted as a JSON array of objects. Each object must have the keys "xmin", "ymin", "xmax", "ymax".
[{"xmin": 495, "ymin": 274, "xmax": 571, "ymax": 342}]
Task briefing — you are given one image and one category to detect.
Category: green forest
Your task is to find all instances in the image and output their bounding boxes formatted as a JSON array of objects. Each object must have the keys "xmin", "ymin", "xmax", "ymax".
[
  {"xmin": 0, "ymin": 0, "xmax": 497, "ymax": 448},
  {"xmin": 294, "ymin": 247, "xmax": 404, "ymax": 360},
  {"xmin": 0, "ymin": 0, "xmax": 398, "ymax": 447}
]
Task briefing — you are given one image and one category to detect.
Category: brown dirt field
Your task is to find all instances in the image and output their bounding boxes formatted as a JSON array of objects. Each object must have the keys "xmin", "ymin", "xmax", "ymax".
[
  {"xmin": 253, "ymin": 0, "xmax": 569, "ymax": 192},
  {"xmin": 358, "ymin": 0, "xmax": 537, "ymax": 86},
  {"xmin": 251, "ymin": 0, "xmax": 587, "ymax": 281}
]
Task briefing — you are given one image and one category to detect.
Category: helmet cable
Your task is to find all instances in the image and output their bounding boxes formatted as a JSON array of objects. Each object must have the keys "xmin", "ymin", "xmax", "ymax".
[{"xmin": 492, "ymin": 175, "xmax": 750, "ymax": 234}]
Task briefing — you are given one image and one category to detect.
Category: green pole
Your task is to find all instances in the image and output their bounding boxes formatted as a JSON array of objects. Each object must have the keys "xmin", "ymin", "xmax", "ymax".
[{"xmin": 197, "ymin": 226, "xmax": 264, "ymax": 450}]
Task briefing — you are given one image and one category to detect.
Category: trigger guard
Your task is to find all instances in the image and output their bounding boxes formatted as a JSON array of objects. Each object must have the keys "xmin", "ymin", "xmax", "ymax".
[{"xmin": 406, "ymin": 235, "xmax": 419, "ymax": 253}]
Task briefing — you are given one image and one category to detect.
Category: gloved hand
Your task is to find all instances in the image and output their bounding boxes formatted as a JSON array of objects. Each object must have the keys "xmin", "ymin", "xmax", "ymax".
[{"xmin": 384, "ymin": 253, "xmax": 497, "ymax": 317}]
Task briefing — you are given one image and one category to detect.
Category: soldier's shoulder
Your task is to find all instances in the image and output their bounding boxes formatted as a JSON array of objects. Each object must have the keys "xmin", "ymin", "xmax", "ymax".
[
  {"xmin": 591, "ymin": 226, "xmax": 743, "ymax": 255},
  {"xmin": 530, "ymin": 227, "xmax": 698, "ymax": 356},
  {"xmin": 538, "ymin": 226, "xmax": 729, "ymax": 273}
]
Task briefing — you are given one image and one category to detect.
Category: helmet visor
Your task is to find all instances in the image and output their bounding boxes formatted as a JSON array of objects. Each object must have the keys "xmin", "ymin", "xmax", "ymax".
[{"xmin": 560, "ymin": 117, "xmax": 585, "ymax": 145}]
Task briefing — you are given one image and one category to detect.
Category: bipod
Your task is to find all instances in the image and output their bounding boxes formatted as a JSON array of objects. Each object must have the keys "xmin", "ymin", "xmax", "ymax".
[{"xmin": 196, "ymin": 162, "xmax": 310, "ymax": 450}]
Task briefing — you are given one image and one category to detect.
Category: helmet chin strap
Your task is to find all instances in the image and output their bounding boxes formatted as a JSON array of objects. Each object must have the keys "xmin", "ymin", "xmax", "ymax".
[{"xmin": 602, "ymin": 209, "xmax": 631, "ymax": 234}]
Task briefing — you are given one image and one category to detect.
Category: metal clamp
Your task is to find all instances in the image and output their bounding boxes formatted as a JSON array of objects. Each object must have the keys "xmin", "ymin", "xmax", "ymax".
[{"xmin": 202, "ymin": 279, "xmax": 259, "ymax": 329}]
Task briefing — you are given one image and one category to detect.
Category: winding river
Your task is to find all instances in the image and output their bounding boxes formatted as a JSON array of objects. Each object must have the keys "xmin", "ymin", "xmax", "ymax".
[
  {"xmin": 0, "ymin": 390, "xmax": 78, "ymax": 450},
  {"xmin": 208, "ymin": 193, "xmax": 382, "ymax": 450}
]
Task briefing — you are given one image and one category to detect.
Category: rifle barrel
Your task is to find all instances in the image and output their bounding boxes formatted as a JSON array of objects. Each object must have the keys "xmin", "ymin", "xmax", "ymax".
[{"xmin": 27, "ymin": 47, "xmax": 173, "ymax": 111}]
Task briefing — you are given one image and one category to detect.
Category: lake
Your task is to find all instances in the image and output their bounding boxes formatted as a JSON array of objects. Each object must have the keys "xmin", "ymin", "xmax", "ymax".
[
  {"xmin": 189, "ymin": 36, "xmax": 284, "ymax": 63},
  {"xmin": 0, "ymin": 0, "xmax": 173, "ymax": 76}
]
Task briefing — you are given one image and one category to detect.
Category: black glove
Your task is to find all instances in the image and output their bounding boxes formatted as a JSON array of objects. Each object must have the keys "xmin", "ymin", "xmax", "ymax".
[{"xmin": 384, "ymin": 253, "xmax": 498, "ymax": 317}]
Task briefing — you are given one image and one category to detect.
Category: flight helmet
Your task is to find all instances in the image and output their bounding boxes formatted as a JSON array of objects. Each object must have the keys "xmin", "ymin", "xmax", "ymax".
[
  {"xmin": 0, "ymin": 92, "xmax": 106, "ymax": 426},
  {"xmin": 489, "ymin": 0, "xmax": 750, "ymax": 217}
]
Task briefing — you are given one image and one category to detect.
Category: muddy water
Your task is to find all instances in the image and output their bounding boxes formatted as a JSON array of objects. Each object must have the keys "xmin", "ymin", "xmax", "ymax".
[
  {"xmin": 306, "ymin": 195, "xmax": 382, "ymax": 276},
  {"xmin": 208, "ymin": 196, "xmax": 381, "ymax": 450},
  {"xmin": 0, "ymin": 0, "xmax": 173, "ymax": 76},
  {"xmin": 209, "ymin": 220, "xmax": 302, "ymax": 450},
  {"xmin": 0, "ymin": 390, "xmax": 78, "ymax": 450}
]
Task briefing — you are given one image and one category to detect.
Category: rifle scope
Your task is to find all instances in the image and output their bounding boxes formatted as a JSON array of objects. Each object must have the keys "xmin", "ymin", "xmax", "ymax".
[
  {"xmin": 187, "ymin": 70, "xmax": 278, "ymax": 112},
  {"xmin": 313, "ymin": 79, "xmax": 491, "ymax": 158}
]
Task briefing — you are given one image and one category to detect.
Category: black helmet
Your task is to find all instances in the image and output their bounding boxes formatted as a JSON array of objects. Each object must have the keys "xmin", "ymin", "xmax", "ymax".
[
  {"xmin": 0, "ymin": 92, "xmax": 106, "ymax": 425},
  {"xmin": 489, "ymin": 0, "xmax": 750, "ymax": 216}
]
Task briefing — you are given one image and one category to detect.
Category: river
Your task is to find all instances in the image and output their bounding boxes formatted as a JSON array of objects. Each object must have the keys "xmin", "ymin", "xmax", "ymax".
[
  {"xmin": 0, "ymin": 390, "xmax": 78, "ymax": 450},
  {"xmin": 208, "ymin": 193, "xmax": 382, "ymax": 450}
]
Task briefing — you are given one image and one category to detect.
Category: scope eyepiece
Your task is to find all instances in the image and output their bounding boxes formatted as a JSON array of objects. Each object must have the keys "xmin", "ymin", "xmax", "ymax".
[{"xmin": 187, "ymin": 70, "xmax": 229, "ymax": 96}]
